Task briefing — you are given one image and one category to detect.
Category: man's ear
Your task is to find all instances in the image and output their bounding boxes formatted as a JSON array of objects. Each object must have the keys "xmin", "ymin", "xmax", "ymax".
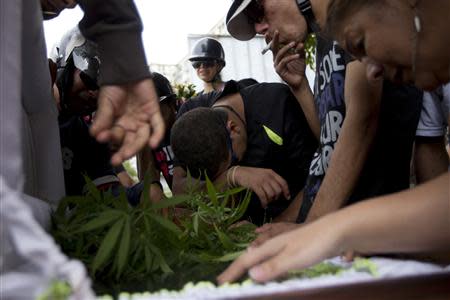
[
  {"xmin": 48, "ymin": 59, "xmax": 57, "ymax": 86},
  {"xmin": 227, "ymin": 119, "xmax": 241, "ymax": 136}
]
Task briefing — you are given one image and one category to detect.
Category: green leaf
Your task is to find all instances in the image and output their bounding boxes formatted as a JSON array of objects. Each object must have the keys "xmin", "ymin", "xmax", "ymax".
[
  {"xmin": 150, "ymin": 194, "xmax": 189, "ymax": 210},
  {"xmin": 353, "ymin": 258, "xmax": 379, "ymax": 276},
  {"xmin": 130, "ymin": 243, "xmax": 143, "ymax": 267},
  {"xmin": 213, "ymin": 250, "xmax": 245, "ymax": 262},
  {"xmin": 116, "ymin": 216, "xmax": 131, "ymax": 278},
  {"xmin": 193, "ymin": 213, "xmax": 199, "ymax": 235},
  {"xmin": 205, "ymin": 174, "xmax": 218, "ymax": 206},
  {"xmin": 83, "ymin": 175, "xmax": 101, "ymax": 201},
  {"xmin": 146, "ymin": 212, "xmax": 182, "ymax": 236},
  {"xmin": 140, "ymin": 171, "xmax": 152, "ymax": 208},
  {"xmin": 75, "ymin": 210, "xmax": 123, "ymax": 233},
  {"xmin": 228, "ymin": 189, "xmax": 252, "ymax": 225},
  {"xmin": 214, "ymin": 224, "xmax": 235, "ymax": 250},
  {"xmin": 146, "ymin": 242, "xmax": 173, "ymax": 274},
  {"xmin": 115, "ymin": 187, "xmax": 130, "ymax": 211},
  {"xmin": 144, "ymin": 246, "xmax": 153, "ymax": 273},
  {"xmin": 92, "ymin": 218, "xmax": 124, "ymax": 274}
]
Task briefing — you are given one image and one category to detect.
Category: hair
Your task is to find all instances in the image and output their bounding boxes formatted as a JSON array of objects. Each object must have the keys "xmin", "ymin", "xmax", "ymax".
[
  {"xmin": 326, "ymin": 0, "xmax": 384, "ymax": 38},
  {"xmin": 171, "ymin": 107, "xmax": 229, "ymax": 179}
]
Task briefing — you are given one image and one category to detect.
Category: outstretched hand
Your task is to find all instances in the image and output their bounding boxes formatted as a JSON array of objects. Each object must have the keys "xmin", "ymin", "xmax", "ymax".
[
  {"xmin": 217, "ymin": 217, "xmax": 342, "ymax": 284},
  {"xmin": 251, "ymin": 222, "xmax": 300, "ymax": 247},
  {"xmin": 90, "ymin": 78, "xmax": 165, "ymax": 166}
]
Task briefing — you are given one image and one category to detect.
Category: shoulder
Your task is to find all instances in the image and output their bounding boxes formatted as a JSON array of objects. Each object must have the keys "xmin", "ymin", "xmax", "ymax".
[
  {"xmin": 176, "ymin": 92, "xmax": 216, "ymax": 119},
  {"xmin": 241, "ymin": 82, "xmax": 291, "ymax": 98}
]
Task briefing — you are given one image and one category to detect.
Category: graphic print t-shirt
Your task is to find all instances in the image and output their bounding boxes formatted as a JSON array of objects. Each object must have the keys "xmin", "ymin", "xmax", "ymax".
[
  {"xmin": 299, "ymin": 37, "xmax": 352, "ymax": 221},
  {"xmin": 59, "ymin": 115, "xmax": 116, "ymax": 195},
  {"xmin": 298, "ymin": 38, "xmax": 422, "ymax": 223},
  {"xmin": 152, "ymin": 134, "xmax": 175, "ymax": 187}
]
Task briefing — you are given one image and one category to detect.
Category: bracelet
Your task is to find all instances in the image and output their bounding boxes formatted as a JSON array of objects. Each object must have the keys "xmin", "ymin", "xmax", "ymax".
[
  {"xmin": 226, "ymin": 167, "xmax": 233, "ymax": 187},
  {"xmin": 230, "ymin": 166, "xmax": 240, "ymax": 187}
]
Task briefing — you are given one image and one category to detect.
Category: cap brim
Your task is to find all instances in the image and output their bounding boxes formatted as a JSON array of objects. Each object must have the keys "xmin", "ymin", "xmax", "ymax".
[{"xmin": 226, "ymin": 0, "xmax": 256, "ymax": 41}]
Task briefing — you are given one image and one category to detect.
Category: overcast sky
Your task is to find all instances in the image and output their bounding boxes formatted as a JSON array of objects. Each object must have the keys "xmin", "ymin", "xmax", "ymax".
[{"xmin": 44, "ymin": 0, "xmax": 232, "ymax": 65}]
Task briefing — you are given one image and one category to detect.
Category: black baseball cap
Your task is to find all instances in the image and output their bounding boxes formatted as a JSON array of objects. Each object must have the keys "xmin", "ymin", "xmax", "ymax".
[{"xmin": 226, "ymin": 0, "xmax": 256, "ymax": 41}]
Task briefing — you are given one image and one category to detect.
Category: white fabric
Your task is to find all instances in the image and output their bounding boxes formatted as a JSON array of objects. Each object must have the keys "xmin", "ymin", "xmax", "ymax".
[
  {"xmin": 20, "ymin": 0, "xmax": 65, "ymax": 205},
  {"xmin": 0, "ymin": 178, "xmax": 95, "ymax": 299},
  {"xmin": 125, "ymin": 257, "xmax": 449, "ymax": 300},
  {"xmin": 0, "ymin": 0, "xmax": 93, "ymax": 298},
  {"xmin": 416, "ymin": 83, "xmax": 450, "ymax": 137}
]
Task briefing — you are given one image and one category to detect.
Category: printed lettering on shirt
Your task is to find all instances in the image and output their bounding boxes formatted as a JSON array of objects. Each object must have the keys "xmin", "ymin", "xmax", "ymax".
[
  {"xmin": 310, "ymin": 46, "xmax": 346, "ymax": 178},
  {"xmin": 155, "ymin": 145, "xmax": 175, "ymax": 180},
  {"xmin": 318, "ymin": 41, "xmax": 346, "ymax": 92},
  {"xmin": 162, "ymin": 145, "xmax": 175, "ymax": 176}
]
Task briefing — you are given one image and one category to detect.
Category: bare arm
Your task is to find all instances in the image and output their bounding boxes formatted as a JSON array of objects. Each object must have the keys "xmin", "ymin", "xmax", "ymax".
[
  {"xmin": 273, "ymin": 189, "xmax": 304, "ymax": 223},
  {"xmin": 414, "ymin": 137, "xmax": 449, "ymax": 184},
  {"xmin": 306, "ymin": 61, "xmax": 382, "ymax": 222},
  {"xmin": 290, "ymin": 81, "xmax": 320, "ymax": 140},
  {"xmin": 218, "ymin": 173, "xmax": 450, "ymax": 283},
  {"xmin": 116, "ymin": 170, "xmax": 135, "ymax": 187}
]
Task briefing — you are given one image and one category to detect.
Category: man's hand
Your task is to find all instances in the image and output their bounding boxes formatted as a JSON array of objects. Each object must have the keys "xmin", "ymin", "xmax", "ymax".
[
  {"xmin": 233, "ymin": 166, "xmax": 290, "ymax": 208},
  {"xmin": 272, "ymin": 31, "xmax": 307, "ymax": 90},
  {"xmin": 90, "ymin": 78, "xmax": 165, "ymax": 166},
  {"xmin": 149, "ymin": 183, "xmax": 168, "ymax": 217},
  {"xmin": 217, "ymin": 217, "xmax": 341, "ymax": 284},
  {"xmin": 41, "ymin": 0, "xmax": 76, "ymax": 17},
  {"xmin": 251, "ymin": 222, "xmax": 299, "ymax": 247}
]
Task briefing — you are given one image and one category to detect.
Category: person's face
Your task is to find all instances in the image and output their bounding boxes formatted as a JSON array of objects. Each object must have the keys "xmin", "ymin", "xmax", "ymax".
[
  {"xmin": 250, "ymin": 0, "xmax": 308, "ymax": 45},
  {"xmin": 65, "ymin": 68, "xmax": 98, "ymax": 115},
  {"xmin": 335, "ymin": 3, "xmax": 446, "ymax": 90},
  {"xmin": 194, "ymin": 61, "xmax": 221, "ymax": 82},
  {"xmin": 160, "ymin": 100, "xmax": 177, "ymax": 130}
]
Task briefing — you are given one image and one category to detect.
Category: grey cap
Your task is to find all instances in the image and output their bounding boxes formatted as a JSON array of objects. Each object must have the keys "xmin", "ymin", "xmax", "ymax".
[{"xmin": 225, "ymin": 0, "xmax": 255, "ymax": 41}]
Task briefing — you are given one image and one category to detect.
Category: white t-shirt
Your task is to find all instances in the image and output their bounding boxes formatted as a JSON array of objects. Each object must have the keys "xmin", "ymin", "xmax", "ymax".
[{"xmin": 416, "ymin": 83, "xmax": 450, "ymax": 137}]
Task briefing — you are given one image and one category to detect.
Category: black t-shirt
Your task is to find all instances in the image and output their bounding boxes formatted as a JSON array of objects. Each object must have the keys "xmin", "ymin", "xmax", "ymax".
[
  {"xmin": 239, "ymin": 83, "xmax": 317, "ymax": 224},
  {"xmin": 297, "ymin": 36, "xmax": 422, "ymax": 222},
  {"xmin": 177, "ymin": 82, "xmax": 317, "ymax": 225},
  {"xmin": 59, "ymin": 115, "xmax": 117, "ymax": 195},
  {"xmin": 176, "ymin": 80, "xmax": 240, "ymax": 119}
]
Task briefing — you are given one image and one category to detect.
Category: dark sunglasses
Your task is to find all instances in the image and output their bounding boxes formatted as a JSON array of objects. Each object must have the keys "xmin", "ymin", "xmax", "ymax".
[
  {"xmin": 244, "ymin": 0, "xmax": 264, "ymax": 24},
  {"xmin": 191, "ymin": 61, "xmax": 216, "ymax": 69}
]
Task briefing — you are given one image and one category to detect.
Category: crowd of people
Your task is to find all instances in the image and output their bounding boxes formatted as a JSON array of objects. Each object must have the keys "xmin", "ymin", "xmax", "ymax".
[{"xmin": 1, "ymin": 0, "xmax": 449, "ymax": 298}]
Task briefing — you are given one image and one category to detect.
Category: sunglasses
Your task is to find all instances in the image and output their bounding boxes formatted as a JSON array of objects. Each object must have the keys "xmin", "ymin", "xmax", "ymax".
[
  {"xmin": 244, "ymin": 0, "xmax": 264, "ymax": 24},
  {"xmin": 191, "ymin": 61, "xmax": 216, "ymax": 69}
]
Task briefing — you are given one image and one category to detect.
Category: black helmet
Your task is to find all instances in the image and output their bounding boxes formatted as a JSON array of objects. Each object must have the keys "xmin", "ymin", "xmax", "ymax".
[
  {"xmin": 189, "ymin": 38, "xmax": 226, "ymax": 67},
  {"xmin": 152, "ymin": 72, "xmax": 176, "ymax": 103},
  {"xmin": 54, "ymin": 27, "xmax": 100, "ymax": 91}
]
